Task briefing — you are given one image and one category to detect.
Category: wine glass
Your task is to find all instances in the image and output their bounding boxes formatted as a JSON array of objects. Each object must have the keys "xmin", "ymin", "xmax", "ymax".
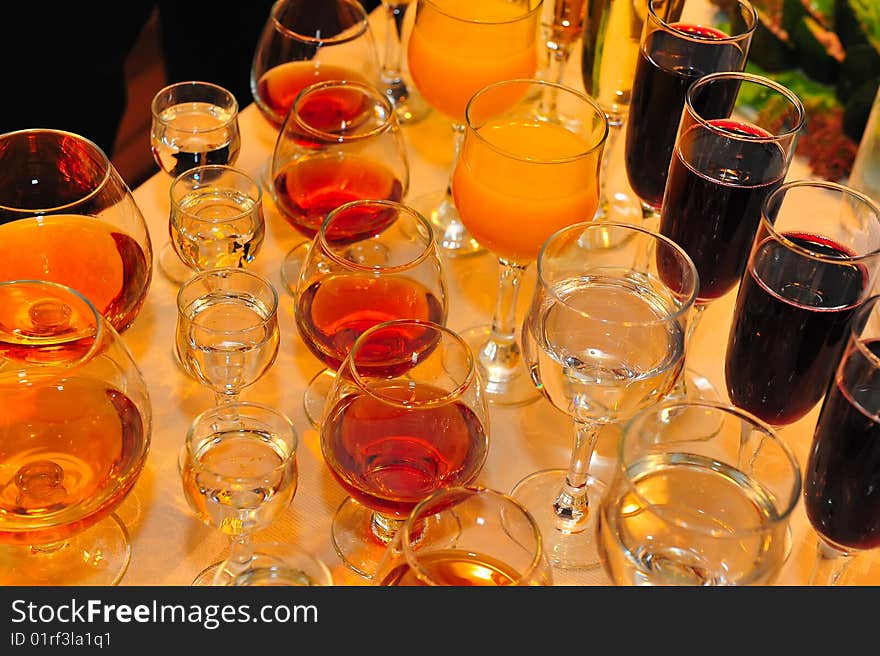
[
  {"xmin": 216, "ymin": 541, "xmax": 334, "ymax": 586},
  {"xmin": 406, "ymin": 0, "xmax": 543, "ymax": 258},
  {"xmin": 180, "ymin": 401, "xmax": 298, "ymax": 586},
  {"xmin": 175, "ymin": 268, "xmax": 280, "ymax": 407},
  {"xmin": 150, "ymin": 80, "xmax": 242, "ymax": 284},
  {"xmin": 624, "ymin": 0, "xmax": 756, "ymax": 223},
  {"xmin": 293, "ymin": 199, "xmax": 447, "ymax": 427},
  {"xmin": 374, "ymin": 485, "xmax": 553, "ymax": 586},
  {"xmin": 581, "ymin": 0, "xmax": 664, "ymax": 225},
  {"xmin": 540, "ymin": 0, "xmax": 585, "ymax": 113},
  {"xmin": 0, "ymin": 128, "xmax": 153, "ymax": 334},
  {"xmin": 379, "ymin": 0, "xmax": 431, "ymax": 124},
  {"xmin": 453, "ymin": 78, "xmax": 608, "ymax": 406},
  {"xmin": 513, "ymin": 221, "xmax": 698, "ymax": 572},
  {"xmin": 725, "ymin": 180, "xmax": 880, "ymax": 428},
  {"xmin": 321, "ymin": 319, "xmax": 490, "ymax": 579},
  {"xmin": 659, "ymin": 72, "xmax": 806, "ymax": 402},
  {"xmin": 597, "ymin": 399, "xmax": 801, "ymax": 585},
  {"xmin": 804, "ymin": 294, "xmax": 880, "ymax": 585},
  {"xmin": 169, "ymin": 164, "xmax": 266, "ymax": 275},
  {"xmin": 250, "ymin": 0, "xmax": 381, "ymax": 129},
  {"xmin": 271, "ymin": 79, "xmax": 410, "ymax": 294},
  {"xmin": 0, "ymin": 280, "xmax": 151, "ymax": 585}
]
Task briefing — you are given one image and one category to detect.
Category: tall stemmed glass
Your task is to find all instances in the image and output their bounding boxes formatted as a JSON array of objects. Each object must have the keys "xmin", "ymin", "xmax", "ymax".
[
  {"xmin": 271, "ymin": 79, "xmax": 410, "ymax": 294},
  {"xmin": 180, "ymin": 401, "xmax": 298, "ymax": 586},
  {"xmin": 150, "ymin": 81, "xmax": 242, "ymax": 284},
  {"xmin": 0, "ymin": 128, "xmax": 153, "ymax": 334},
  {"xmin": 374, "ymin": 485, "xmax": 553, "ymax": 586},
  {"xmin": 725, "ymin": 181, "xmax": 880, "ymax": 428},
  {"xmin": 379, "ymin": 0, "xmax": 430, "ymax": 124},
  {"xmin": 250, "ymin": 0, "xmax": 381, "ymax": 130},
  {"xmin": 598, "ymin": 400, "xmax": 801, "ymax": 585},
  {"xmin": 321, "ymin": 319, "xmax": 490, "ymax": 579},
  {"xmin": 294, "ymin": 199, "xmax": 447, "ymax": 427},
  {"xmin": 542, "ymin": 0, "xmax": 585, "ymax": 90},
  {"xmin": 659, "ymin": 72, "xmax": 805, "ymax": 401},
  {"xmin": 0, "ymin": 280, "xmax": 151, "ymax": 585},
  {"xmin": 406, "ymin": 0, "xmax": 543, "ymax": 258},
  {"xmin": 624, "ymin": 0, "xmax": 756, "ymax": 223},
  {"xmin": 453, "ymin": 78, "xmax": 608, "ymax": 406},
  {"xmin": 513, "ymin": 222, "xmax": 698, "ymax": 571},
  {"xmin": 175, "ymin": 268, "xmax": 280, "ymax": 408},
  {"xmin": 804, "ymin": 295, "xmax": 880, "ymax": 586}
]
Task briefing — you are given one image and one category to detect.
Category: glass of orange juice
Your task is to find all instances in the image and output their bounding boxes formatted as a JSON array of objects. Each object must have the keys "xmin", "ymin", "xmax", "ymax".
[
  {"xmin": 407, "ymin": 0, "xmax": 544, "ymax": 259},
  {"xmin": 452, "ymin": 78, "xmax": 608, "ymax": 405}
]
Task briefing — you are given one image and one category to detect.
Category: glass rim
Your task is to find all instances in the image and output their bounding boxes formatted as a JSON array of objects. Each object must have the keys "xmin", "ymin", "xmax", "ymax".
[
  {"xmin": 420, "ymin": 0, "xmax": 544, "ymax": 26},
  {"xmin": 759, "ymin": 180, "xmax": 880, "ymax": 264},
  {"xmin": 401, "ymin": 485, "xmax": 546, "ymax": 585},
  {"xmin": 0, "ymin": 128, "xmax": 112, "ymax": 214},
  {"xmin": 170, "ymin": 164, "xmax": 262, "ymax": 224},
  {"xmin": 287, "ymin": 79, "xmax": 398, "ymax": 143},
  {"xmin": 685, "ymin": 71, "xmax": 806, "ymax": 142},
  {"xmin": 617, "ymin": 399, "xmax": 803, "ymax": 535},
  {"xmin": 150, "ymin": 80, "xmax": 240, "ymax": 129},
  {"xmin": 176, "ymin": 267, "xmax": 279, "ymax": 334},
  {"xmin": 185, "ymin": 400, "xmax": 298, "ymax": 479},
  {"xmin": 536, "ymin": 221, "xmax": 700, "ymax": 326},
  {"xmin": 850, "ymin": 295, "xmax": 880, "ymax": 371},
  {"xmin": 270, "ymin": 0, "xmax": 369, "ymax": 44},
  {"xmin": 347, "ymin": 319, "xmax": 475, "ymax": 409},
  {"xmin": 648, "ymin": 0, "xmax": 758, "ymax": 42},
  {"xmin": 316, "ymin": 199, "xmax": 438, "ymax": 272},
  {"xmin": 464, "ymin": 78, "xmax": 609, "ymax": 163}
]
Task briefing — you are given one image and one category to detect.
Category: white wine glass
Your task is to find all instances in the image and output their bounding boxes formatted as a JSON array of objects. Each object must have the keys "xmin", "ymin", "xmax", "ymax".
[
  {"xmin": 513, "ymin": 221, "xmax": 698, "ymax": 572},
  {"xmin": 180, "ymin": 401, "xmax": 299, "ymax": 586}
]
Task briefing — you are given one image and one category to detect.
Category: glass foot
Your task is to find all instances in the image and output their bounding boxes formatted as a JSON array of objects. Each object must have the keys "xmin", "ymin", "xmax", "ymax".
[
  {"xmin": 661, "ymin": 368, "xmax": 725, "ymax": 440},
  {"xmin": 383, "ymin": 80, "xmax": 432, "ymax": 125},
  {"xmin": 511, "ymin": 468, "xmax": 606, "ymax": 570},
  {"xmin": 594, "ymin": 189, "xmax": 644, "ymax": 226},
  {"xmin": 158, "ymin": 241, "xmax": 195, "ymax": 285},
  {"xmin": 408, "ymin": 189, "xmax": 485, "ymax": 259},
  {"xmin": 304, "ymin": 368, "xmax": 337, "ymax": 428},
  {"xmin": 0, "ymin": 513, "xmax": 131, "ymax": 585},
  {"xmin": 279, "ymin": 240, "xmax": 311, "ymax": 297},
  {"xmin": 458, "ymin": 324, "xmax": 541, "ymax": 407}
]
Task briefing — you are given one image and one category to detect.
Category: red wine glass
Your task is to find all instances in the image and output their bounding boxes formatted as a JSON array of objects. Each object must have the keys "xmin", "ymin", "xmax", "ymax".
[
  {"xmin": 804, "ymin": 294, "xmax": 880, "ymax": 585},
  {"xmin": 659, "ymin": 71, "xmax": 806, "ymax": 402},
  {"xmin": 293, "ymin": 199, "xmax": 447, "ymax": 428},
  {"xmin": 321, "ymin": 319, "xmax": 490, "ymax": 579},
  {"xmin": 725, "ymin": 181, "xmax": 880, "ymax": 427},
  {"xmin": 624, "ymin": 0, "xmax": 756, "ymax": 223}
]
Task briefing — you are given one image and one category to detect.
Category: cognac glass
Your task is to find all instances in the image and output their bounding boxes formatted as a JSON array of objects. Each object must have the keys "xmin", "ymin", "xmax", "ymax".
[
  {"xmin": 0, "ymin": 128, "xmax": 153, "ymax": 334},
  {"xmin": 0, "ymin": 280, "xmax": 152, "ymax": 585}
]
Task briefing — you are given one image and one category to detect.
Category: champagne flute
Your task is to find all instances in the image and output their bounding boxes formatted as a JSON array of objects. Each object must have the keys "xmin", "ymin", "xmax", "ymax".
[
  {"xmin": 250, "ymin": 0, "xmax": 381, "ymax": 129},
  {"xmin": 379, "ymin": 0, "xmax": 431, "ymax": 124},
  {"xmin": 598, "ymin": 400, "xmax": 801, "ymax": 585},
  {"xmin": 374, "ymin": 485, "xmax": 553, "ymax": 586},
  {"xmin": 271, "ymin": 79, "xmax": 410, "ymax": 294},
  {"xmin": 180, "ymin": 401, "xmax": 298, "ymax": 586},
  {"xmin": 659, "ymin": 72, "xmax": 805, "ymax": 402},
  {"xmin": 513, "ymin": 222, "xmax": 698, "ymax": 572},
  {"xmin": 0, "ymin": 128, "xmax": 153, "ymax": 334},
  {"xmin": 169, "ymin": 165, "xmax": 266, "ymax": 275},
  {"xmin": 0, "ymin": 280, "xmax": 151, "ymax": 585},
  {"xmin": 624, "ymin": 0, "xmax": 756, "ymax": 222},
  {"xmin": 321, "ymin": 319, "xmax": 490, "ymax": 579},
  {"xmin": 175, "ymin": 268, "xmax": 280, "ymax": 407},
  {"xmin": 804, "ymin": 295, "xmax": 880, "ymax": 585},
  {"xmin": 150, "ymin": 81, "xmax": 242, "ymax": 284},
  {"xmin": 293, "ymin": 199, "xmax": 447, "ymax": 427},
  {"xmin": 406, "ymin": 0, "xmax": 544, "ymax": 258},
  {"xmin": 453, "ymin": 78, "xmax": 608, "ymax": 406},
  {"xmin": 725, "ymin": 181, "xmax": 880, "ymax": 428}
]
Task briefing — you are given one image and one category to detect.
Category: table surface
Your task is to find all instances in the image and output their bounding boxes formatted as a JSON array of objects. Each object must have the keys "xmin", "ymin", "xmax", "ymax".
[{"xmin": 114, "ymin": 8, "xmax": 880, "ymax": 587}]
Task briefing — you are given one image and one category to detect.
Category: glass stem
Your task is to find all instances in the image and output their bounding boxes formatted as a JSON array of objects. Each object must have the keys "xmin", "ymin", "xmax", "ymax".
[
  {"xmin": 446, "ymin": 122, "xmax": 465, "ymax": 200},
  {"xmin": 540, "ymin": 43, "xmax": 573, "ymax": 117},
  {"xmin": 219, "ymin": 534, "xmax": 255, "ymax": 584},
  {"xmin": 371, "ymin": 512, "xmax": 405, "ymax": 545},
  {"xmin": 808, "ymin": 540, "xmax": 855, "ymax": 586},
  {"xmin": 479, "ymin": 258, "xmax": 528, "ymax": 388},
  {"xmin": 552, "ymin": 418, "xmax": 600, "ymax": 530},
  {"xmin": 671, "ymin": 301, "xmax": 707, "ymax": 399},
  {"xmin": 596, "ymin": 114, "xmax": 624, "ymax": 218},
  {"xmin": 381, "ymin": 2, "xmax": 406, "ymax": 86}
]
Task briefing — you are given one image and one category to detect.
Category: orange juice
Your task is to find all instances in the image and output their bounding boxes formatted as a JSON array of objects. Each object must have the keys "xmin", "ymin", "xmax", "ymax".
[
  {"xmin": 453, "ymin": 118, "xmax": 602, "ymax": 263},
  {"xmin": 408, "ymin": 0, "xmax": 541, "ymax": 124}
]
